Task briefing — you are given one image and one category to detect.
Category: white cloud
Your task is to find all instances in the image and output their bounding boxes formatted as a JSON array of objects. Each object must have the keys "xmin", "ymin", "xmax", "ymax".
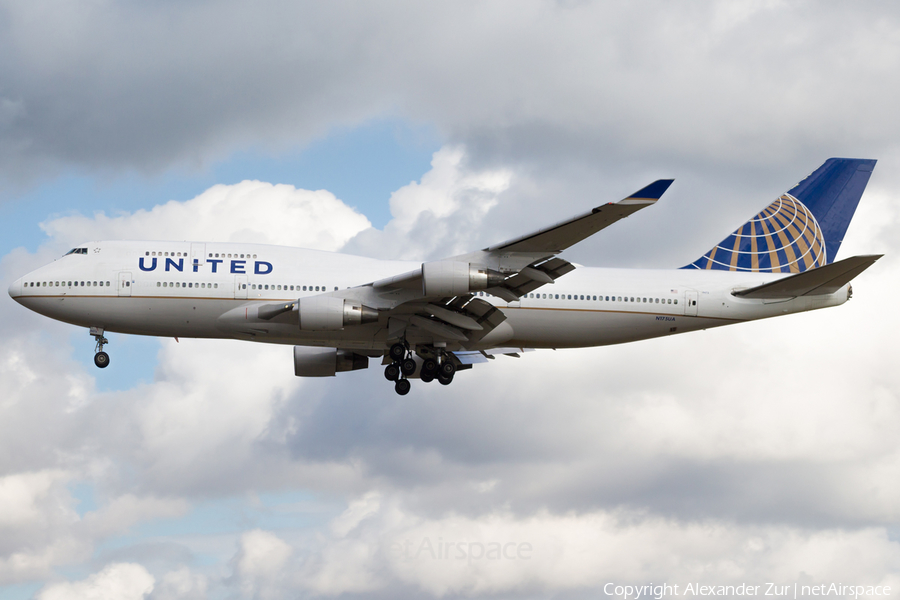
[
  {"xmin": 39, "ymin": 180, "xmax": 371, "ymax": 251},
  {"xmin": 344, "ymin": 145, "xmax": 512, "ymax": 260},
  {"xmin": 232, "ymin": 530, "xmax": 292, "ymax": 600},
  {"xmin": 150, "ymin": 567, "xmax": 207, "ymax": 600},
  {"xmin": 36, "ymin": 562, "xmax": 154, "ymax": 600},
  {"xmin": 247, "ymin": 492, "xmax": 900, "ymax": 598}
]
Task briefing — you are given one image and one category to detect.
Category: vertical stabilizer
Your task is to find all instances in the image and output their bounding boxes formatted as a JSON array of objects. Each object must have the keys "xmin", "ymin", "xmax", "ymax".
[{"xmin": 685, "ymin": 158, "xmax": 876, "ymax": 273}]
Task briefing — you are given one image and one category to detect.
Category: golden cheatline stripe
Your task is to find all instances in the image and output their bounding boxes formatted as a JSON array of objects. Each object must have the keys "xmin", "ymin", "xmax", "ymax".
[
  {"xmin": 750, "ymin": 219, "xmax": 759, "ymax": 271},
  {"xmin": 768, "ymin": 203, "xmax": 800, "ymax": 272},
  {"xmin": 756, "ymin": 211, "xmax": 781, "ymax": 270}
]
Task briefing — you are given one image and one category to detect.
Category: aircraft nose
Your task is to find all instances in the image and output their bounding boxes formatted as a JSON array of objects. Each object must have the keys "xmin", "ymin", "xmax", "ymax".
[{"xmin": 8, "ymin": 277, "xmax": 23, "ymax": 300}]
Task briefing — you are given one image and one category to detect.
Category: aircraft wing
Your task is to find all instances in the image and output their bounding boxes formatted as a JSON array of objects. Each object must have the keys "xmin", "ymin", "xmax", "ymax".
[
  {"xmin": 248, "ymin": 179, "xmax": 673, "ymax": 351},
  {"xmin": 484, "ymin": 179, "xmax": 674, "ymax": 253},
  {"xmin": 363, "ymin": 179, "xmax": 672, "ymax": 300}
]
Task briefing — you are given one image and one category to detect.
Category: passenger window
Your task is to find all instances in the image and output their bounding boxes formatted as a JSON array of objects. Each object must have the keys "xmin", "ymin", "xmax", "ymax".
[
  {"xmin": 674, "ymin": 299, "xmax": 678, "ymax": 304},
  {"xmin": 214, "ymin": 284, "xmax": 218, "ymax": 288}
]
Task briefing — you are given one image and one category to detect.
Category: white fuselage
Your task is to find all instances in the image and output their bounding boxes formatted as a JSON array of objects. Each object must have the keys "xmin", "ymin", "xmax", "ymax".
[{"xmin": 8, "ymin": 240, "xmax": 850, "ymax": 351}]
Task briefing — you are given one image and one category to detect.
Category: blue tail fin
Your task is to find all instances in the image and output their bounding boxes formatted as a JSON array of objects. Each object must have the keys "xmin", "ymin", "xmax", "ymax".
[{"xmin": 684, "ymin": 158, "xmax": 876, "ymax": 273}]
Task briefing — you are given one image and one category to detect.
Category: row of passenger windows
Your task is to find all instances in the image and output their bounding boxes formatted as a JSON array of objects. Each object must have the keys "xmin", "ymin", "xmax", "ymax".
[
  {"xmin": 154, "ymin": 283, "xmax": 338, "ymax": 292},
  {"xmin": 158, "ymin": 282, "xmax": 219, "ymax": 289},
  {"xmin": 26, "ymin": 280, "xmax": 110, "ymax": 288},
  {"xmin": 143, "ymin": 251, "xmax": 260, "ymax": 259},
  {"xmin": 473, "ymin": 291, "xmax": 678, "ymax": 305},
  {"xmin": 249, "ymin": 284, "xmax": 338, "ymax": 292}
]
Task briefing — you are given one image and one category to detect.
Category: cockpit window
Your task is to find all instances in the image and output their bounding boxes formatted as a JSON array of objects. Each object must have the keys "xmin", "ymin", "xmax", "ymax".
[{"xmin": 64, "ymin": 248, "xmax": 88, "ymax": 256}]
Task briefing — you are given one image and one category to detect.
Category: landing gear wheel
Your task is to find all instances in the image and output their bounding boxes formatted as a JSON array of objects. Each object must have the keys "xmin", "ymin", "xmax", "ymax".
[
  {"xmin": 94, "ymin": 351, "xmax": 110, "ymax": 369},
  {"xmin": 422, "ymin": 358, "xmax": 438, "ymax": 376},
  {"xmin": 91, "ymin": 328, "xmax": 110, "ymax": 369},
  {"xmin": 389, "ymin": 343, "xmax": 407, "ymax": 362},
  {"xmin": 438, "ymin": 372, "xmax": 454, "ymax": 386},
  {"xmin": 400, "ymin": 358, "xmax": 417, "ymax": 376},
  {"xmin": 420, "ymin": 372, "xmax": 435, "ymax": 383},
  {"xmin": 394, "ymin": 379, "xmax": 411, "ymax": 395},
  {"xmin": 384, "ymin": 363, "xmax": 400, "ymax": 381},
  {"xmin": 440, "ymin": 361, "xmax": 456, "ymax": 377}
]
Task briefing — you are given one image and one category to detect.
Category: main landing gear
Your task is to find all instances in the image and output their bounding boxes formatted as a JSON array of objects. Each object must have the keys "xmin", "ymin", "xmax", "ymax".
[
  {"xmin": 384, "ymin": 341, "xmax": 459, "ymax": 395},
  {"xmin": 90, "ymin": 327, "xmax": 110, "ymax": 369}
]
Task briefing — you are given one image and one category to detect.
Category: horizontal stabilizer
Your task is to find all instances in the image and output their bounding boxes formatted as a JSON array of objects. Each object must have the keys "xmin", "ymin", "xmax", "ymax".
[{"xmin": 732, "ymin": 254, "xmax": 882, "ymax": 299}]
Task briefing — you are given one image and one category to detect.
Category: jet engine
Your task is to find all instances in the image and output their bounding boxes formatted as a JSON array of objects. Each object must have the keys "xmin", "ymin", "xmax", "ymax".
[
  {"xmin": 298, "ymin": 296, "xmax": 378, "ymax": 331},
  {"xmin": 293, "ymin": 347, "xmax": 369, "ymax": 377},
  {"xmin": 421, "ymin": 261, "xmax": 504, "ymax": 297}
]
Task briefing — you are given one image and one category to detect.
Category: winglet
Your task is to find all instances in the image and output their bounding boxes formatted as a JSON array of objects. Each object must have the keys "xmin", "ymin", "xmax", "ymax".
[{"xmin": 620, "ymin": 179, "xmax": 674, "ymax": 204}]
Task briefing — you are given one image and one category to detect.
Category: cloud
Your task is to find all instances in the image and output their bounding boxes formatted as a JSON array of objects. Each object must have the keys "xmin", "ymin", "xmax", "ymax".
[
  {"xmin": 231, "ymin": 530, "xmax": 292, "ymax": 600},
  {"xmin": 36, "ymin": 562, "xmax": 154, "ymax": 600},
  {"xmin": 343, "ymin": 145, "xmax": 512, "ymax": 259},
  {"xmin": 3, "ymin": 1, "xmax": 899, "ymax": 188},
  {"xmin": 39, "ymin": 180, "xmax": 371, "ymax": 251}
]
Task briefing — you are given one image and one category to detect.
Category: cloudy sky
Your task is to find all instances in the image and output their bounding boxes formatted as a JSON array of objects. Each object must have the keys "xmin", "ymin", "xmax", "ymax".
[{"xmin": 2, "ymin": 1, "xmax": 900, "ymax": 599}]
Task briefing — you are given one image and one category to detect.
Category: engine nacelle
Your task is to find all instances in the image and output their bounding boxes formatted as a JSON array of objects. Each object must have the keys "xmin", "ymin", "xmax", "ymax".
[
  {"xmin": 293, "ymin": 347, "xmax": 369, "ymax": 377},
  {"xmin": 421, "ymin": 261, "xmax": 504, "ymax": 297},
  {"xmin": 298, "ymin": 296, "xmax": 378, "ymax": 331}
]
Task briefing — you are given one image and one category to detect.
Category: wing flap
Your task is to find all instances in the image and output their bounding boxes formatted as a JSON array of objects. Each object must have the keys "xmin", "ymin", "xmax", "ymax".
[{"xmin": 733, "ymin": 254, "xmax": 882, "ymax": 299}]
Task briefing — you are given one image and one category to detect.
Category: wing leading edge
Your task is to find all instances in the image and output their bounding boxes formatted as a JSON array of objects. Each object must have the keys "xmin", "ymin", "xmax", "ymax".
[{"xmin": 485, "ymin": 179, "xmax": 674, "ymax": 254}]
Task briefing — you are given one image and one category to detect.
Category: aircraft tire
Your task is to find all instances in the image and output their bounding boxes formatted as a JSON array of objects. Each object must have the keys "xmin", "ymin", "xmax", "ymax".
[
  {"xmin": 422, "ymin": 358, "xmax": 438, "ymax": 375},
  {"xmin": 438, "ymin": 372, "xmax": 453, "ymax": 386},
  {"xmin": 94, "ymin": 352, "xmax": 110, "ymax": 369},
  {"xmin": 421, "ymin": 372, "xmax": 435, "ymax": 383},
  {"xmin": 395, "ymin": 379, "xmax": 411, "ymax": 395},
  {"xmin": 439, "ymin": 361, "xmax": 456, "ymax": 377},
  {"xmin": 389, "ymin": 343, "xmax": 406, "ymax": 361},
  {"xmin": 400, "ymin": 358, "xmax": 417, "ymax": 376},
  {"xmin": 384, "ymin": 363, "xmax": 400, "ymax": 381}
]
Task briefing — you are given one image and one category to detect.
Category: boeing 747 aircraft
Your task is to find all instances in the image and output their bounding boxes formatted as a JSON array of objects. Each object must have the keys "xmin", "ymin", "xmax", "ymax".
[{"xmin": 8, "ymin": 158, "xmax": 881, "ymax": 395}]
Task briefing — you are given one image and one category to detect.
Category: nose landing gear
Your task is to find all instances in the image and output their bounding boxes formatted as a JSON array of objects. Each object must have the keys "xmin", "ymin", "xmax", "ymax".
[{"xmin": 90, "ymin": 327, "xmax": 110, "ymax": 369}]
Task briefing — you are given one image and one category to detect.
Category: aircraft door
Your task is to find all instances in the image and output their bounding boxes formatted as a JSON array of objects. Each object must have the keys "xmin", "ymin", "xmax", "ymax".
[
  {"xmin": 684, "ymin": 290, "xmax": 699, "ymax": 316},
  {"xmin": 191, "ymin": 243, "xmax": 206, "ymax": 268},
  {"xmin": 118, "ymin": 272, "xmax": 133, "ymax": 297},
  {"xmin": 234, "ymin": 275, "xmax": 248, "ymax": 299}
]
